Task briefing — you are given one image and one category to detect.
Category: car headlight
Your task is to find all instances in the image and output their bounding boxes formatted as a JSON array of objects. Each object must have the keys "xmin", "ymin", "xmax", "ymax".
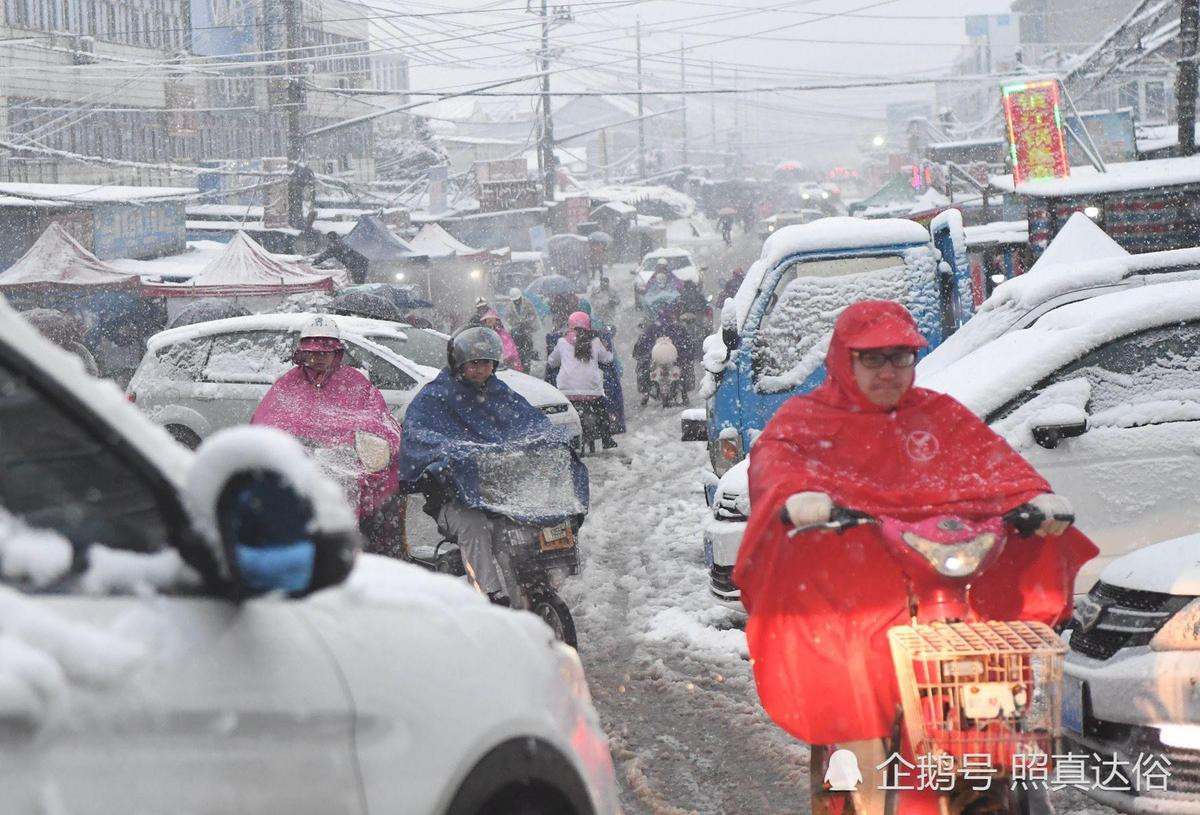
[
  {"xmin": 1150, "ymin": 597, "xmax": 1200, "ymax": 651},
  {"xmin": 354, "ymin": 431, "xmax": 391, "ymax": 473}
]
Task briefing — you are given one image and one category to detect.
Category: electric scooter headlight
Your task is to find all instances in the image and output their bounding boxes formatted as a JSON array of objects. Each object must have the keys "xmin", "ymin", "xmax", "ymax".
[
  {"xmin": 900, "ymin": 531, "xmax": 998, "ymax": 578},
  {"xmin": 354, "ymin": 431, "xmax": 391, "ymax": 473}
]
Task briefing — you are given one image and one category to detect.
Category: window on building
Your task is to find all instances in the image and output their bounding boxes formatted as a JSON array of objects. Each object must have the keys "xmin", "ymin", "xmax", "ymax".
[{"xmin": 1145, "ymin": 81, "xmax": 1168, "ymax": 123}]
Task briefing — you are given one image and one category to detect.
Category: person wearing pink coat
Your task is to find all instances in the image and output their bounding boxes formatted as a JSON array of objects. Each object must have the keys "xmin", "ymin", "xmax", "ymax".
[{"xmin": 479, "ymin": 308, "xmax": 524, "ymax": 372}]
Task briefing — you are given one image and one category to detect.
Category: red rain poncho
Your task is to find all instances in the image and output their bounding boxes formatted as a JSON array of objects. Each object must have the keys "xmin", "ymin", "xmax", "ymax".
[
  {"xmin": 734, "ymin": 301, "xmax": 1096, "ymax": 746},
  {"xmin": 252, "ymin": 360, "xmax": 402, "ymax": 518}
]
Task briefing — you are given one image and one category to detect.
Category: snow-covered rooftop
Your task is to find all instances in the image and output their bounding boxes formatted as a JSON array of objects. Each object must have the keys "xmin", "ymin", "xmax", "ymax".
[
  {"xmin": 0, "ymin": 182, "xmax": 196, "ymax": 203},
  {"xmin": 142, "ymin": 232, "xmax": 332, "ymax": 297},
  {"xmin": 991, "ymin": 154, "xmax": 1200, "ymax": 197}
]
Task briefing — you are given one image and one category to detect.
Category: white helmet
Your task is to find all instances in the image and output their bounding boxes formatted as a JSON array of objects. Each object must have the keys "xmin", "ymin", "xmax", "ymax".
[
  {"xmin": 508, "ymin": 287, "xmax": 524, "ymax": 301},
  {"xmin": 300, "ymin": 315, "xmax": 340, "ymax": 341}
]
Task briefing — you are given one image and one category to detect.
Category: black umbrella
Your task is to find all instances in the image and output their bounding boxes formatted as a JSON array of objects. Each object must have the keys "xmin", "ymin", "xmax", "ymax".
[
  {"xmin": 332, "ymin": 291, "xmax": 403, "ymax": 322},
  {"xmin": 526, "ymin": 274, "xmax": 580, "ymax": 297},
  {"xmin": 587, "ymin": 231, "xmax": 613, "ymax": 245},
  {"xmin": 167, "ymin": 298, "xmax": 251, "ymax": 329},
  {"xmin": 342, "ymin": 283, "xmax": 433, "ymax": 310}
]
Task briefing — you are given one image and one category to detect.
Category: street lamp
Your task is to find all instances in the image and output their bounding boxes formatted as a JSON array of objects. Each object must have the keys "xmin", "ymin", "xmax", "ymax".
[{"xmin": 872, "ymin": 135, "xmax": 885, "ymax": 148}]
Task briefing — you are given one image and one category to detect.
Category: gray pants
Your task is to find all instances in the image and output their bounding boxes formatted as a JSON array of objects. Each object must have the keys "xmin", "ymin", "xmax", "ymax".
[{"xmin": 438, "ymin": 501, "xmax": 522, "ymax": 597}]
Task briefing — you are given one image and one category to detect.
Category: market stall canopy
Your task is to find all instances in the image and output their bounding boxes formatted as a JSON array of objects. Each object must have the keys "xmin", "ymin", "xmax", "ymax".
[
  {"xmin": 344, "ymin": 215, "xmax": 424, "ymax": 261},
  {"xmin": 143, "ymin": 231, "xmax": 334, "ymax": 297},
  {"xmin": 409, "ymin": 223, "xmax": 508, "ymax": 260},
  {"xmin": 0, "ymin": 223, "xmax": 141, "ymax": 290}
]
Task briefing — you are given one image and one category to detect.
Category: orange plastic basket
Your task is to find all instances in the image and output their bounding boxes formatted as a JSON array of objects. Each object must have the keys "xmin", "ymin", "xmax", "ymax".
[{"xmin": 887, "ymin": 621, "xmax": 1065, "ymax": 774}]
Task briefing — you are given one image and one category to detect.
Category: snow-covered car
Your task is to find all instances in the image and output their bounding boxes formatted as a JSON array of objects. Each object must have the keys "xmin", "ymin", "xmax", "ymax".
[
  {"xmin": 0, "ymin": 301, "xmax": 619, "ymax": 815},
  {"xmin": 704, "ymin": 274, "xmax": 1200, "ymax": 601},
  {"xmin": 636, "ymin": 247, "xmax": 700, "ymax": 292},
  {"xmin": 1062, "ymin": 535, "xmax": 1200, "ymax": 813},
  {"xmin": 128, "ymin": 313, "xmax": 581, "ymax": 448},
  {"xmin": 757, "ymin": 209, "xmax": 825, "ymax": 240}
]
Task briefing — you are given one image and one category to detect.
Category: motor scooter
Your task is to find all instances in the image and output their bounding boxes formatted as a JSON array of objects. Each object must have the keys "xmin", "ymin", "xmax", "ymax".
[
  {"xmin": 648, "ymin": 336, "xmax": 685, "ymax": 407},
  {"xmin": 408, "ymin": 446, "xmax": 583, "ymax": 646},
  {"xmin": 787, "ymin": 504, "xmax": 1074, "ymax": 815}
]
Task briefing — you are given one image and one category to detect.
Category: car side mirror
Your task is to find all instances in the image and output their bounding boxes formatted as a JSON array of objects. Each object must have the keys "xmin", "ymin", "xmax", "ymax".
[
  {"xmin": 1031, "ymin": 419, "xmax": 1088, "ymax": 450},
  {"xmin": 188, "ymin": 427, "xmax": 359, "ymax": 600},
  {"xmin": 721, "ymin": 325, "xmax": 738, "ymax": 352}
]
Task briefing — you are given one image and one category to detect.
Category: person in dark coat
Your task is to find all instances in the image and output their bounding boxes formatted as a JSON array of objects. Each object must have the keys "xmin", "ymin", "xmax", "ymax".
[
  {"xmin": 312, "ymin": 231, "xmax": 369, "ymax": 284},
  {"xmin": 633, "ymin": 307, "xmax": 694, "ymax": 404}
]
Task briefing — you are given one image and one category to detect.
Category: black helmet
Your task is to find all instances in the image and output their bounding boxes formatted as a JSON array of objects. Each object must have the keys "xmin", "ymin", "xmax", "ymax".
[{"xmin": 448, "ymin": 326, "xmax": 503, "ymax": 371}]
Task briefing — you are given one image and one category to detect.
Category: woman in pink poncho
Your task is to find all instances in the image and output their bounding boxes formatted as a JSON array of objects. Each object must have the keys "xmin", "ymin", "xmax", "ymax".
[
  {"xmin": 252, "ymin": 315, "xmax": 406, "ymax": 557},
  {"xmin": 479, "ymin": 308, "xmax": 524, "ymax": 372}
]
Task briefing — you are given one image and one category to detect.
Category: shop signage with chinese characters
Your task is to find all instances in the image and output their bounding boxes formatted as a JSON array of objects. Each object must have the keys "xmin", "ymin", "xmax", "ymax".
[{"xmin": 1001, "ymin": 79, "xmax": 1070, "ymax": 185}]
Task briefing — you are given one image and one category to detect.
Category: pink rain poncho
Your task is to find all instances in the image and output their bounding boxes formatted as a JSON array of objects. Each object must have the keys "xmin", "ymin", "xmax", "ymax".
[{"xmin": 252, "ymin": 363, "xmax": 402, "ymax": 518}]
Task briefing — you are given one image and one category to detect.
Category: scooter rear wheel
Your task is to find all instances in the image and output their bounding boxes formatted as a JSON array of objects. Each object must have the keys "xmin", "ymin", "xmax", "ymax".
[{"xmin": 529, "ymin": 590, "xmax": 577, "ymax": 648}]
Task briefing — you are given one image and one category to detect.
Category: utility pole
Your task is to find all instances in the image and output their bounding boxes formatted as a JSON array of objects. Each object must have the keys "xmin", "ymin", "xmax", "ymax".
[
  {"xmin": 1179, "ymin": 0, "xmax": 1200, "ymax": 156},
  {"xmin": 680, "ymin": 39, "xmax": 687, "ymax": 166},
  {"xmin": 539, "ymin": 0, "xmax": 556, "ymax": 200},
  {"xmin": 283, "ymin": 0, "xmax": 307, "ymax": 230},
  {"xmin": 710, "ymin": 60, "xmax": 717, "ymax": 151},
  {"xmin": 636, "ymin": 19, "xmax": 645, "ymax": 179}
]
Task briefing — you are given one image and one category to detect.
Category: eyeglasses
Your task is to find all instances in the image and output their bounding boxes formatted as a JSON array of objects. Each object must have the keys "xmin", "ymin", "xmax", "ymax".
[{"xmin": 852, "ymin": 349, "xmax": 918, "ymax": 369}]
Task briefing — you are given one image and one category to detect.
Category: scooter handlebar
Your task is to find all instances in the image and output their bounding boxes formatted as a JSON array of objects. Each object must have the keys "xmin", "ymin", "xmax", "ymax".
[
  {"xmin": 1002, "ymin": 504, "xmax": 1075, "ymax": 538},
  {"xmin": 781, "ymin": 504, "xmax": 1075, "ymax": 538}
]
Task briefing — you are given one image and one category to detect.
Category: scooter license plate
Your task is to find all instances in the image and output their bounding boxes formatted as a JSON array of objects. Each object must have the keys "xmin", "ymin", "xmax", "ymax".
[
  {"xmin": 1062, "ymin": 674, "xmax": 1085, "ymax": 734},
  {"xmin": 539, "ymin": 524, "xmax": 574, "ymax": 551}
]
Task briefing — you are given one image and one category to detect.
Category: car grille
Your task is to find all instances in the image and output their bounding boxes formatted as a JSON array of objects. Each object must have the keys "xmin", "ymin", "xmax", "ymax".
[
  {"xmin": 713, "ymin": 491, "xmax": 747, "ymax": 521},
  {"xmin": 540, "ymin": 403, "xmax": 569, "ymax": 415},
  {"xmin": 1067, "ymin": 582, "xmax": 1192, "ymax": 661}
]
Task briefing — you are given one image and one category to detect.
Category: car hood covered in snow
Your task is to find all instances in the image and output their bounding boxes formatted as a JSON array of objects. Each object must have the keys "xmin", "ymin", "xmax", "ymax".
[{"xmin": 1098, "ymin": 533, "xmax": 1200, "ymax": 596}]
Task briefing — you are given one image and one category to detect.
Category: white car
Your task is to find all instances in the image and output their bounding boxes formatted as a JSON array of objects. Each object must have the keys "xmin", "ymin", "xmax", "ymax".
[
  {"xmin": 636, "ymin": 247, "xmax": 700, "ymax": 291},
  {"xmin": 704, "ymin": 274, "xmax": 1200, "ymax": 601},
  {"xmin": 1063, "ymin": 535, "xmax": 1200, "ymax": 813},
  {"xmin": 128, "ymin": 313, "xmax": 581, "ymax": 448},
  {"xmin": 0, "ymin": 300, "xmax": 619, "ymax": 814}
]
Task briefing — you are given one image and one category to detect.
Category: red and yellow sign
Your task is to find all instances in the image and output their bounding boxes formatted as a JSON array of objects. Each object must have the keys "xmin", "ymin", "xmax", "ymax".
[{"xmin": 1002, "ymin": 79, "xmax": 1070, "ymax": 185}]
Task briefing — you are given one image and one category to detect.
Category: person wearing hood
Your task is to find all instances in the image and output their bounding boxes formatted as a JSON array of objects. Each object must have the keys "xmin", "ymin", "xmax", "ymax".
[
  {"xmin": 734, "ymin": 301, "xmax": 1097, "ymax": 815},
  {"xmin": 633, "ymin": 305, "xmax": 694, "ymax": 404},
  {"xmin": 505, "ymin": 287, "xmax": 541, "ymax": 367},
  {"xmin": 476, "ymin": 307, "xmax": 523, "ymax": 372},
  {"xmin": 398, "ymin": 326, "xmax": 588, "ymax": 603},
  {"xmin": 547, "ymin": 311, "xmax": 616, "ymax": 449},
  {"xmin": 251, "ymin": 316, "xmax": 405, "ymax": 557}
]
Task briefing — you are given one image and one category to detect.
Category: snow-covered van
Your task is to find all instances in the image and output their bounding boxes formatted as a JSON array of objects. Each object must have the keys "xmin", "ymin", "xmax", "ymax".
[{"xmin": 688, "ymin": 213, "xmax": 970, "ymax": 599}]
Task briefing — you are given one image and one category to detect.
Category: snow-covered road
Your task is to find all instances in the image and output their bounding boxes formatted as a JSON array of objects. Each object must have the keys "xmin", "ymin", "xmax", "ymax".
[{"xmin": 565, "ymin": 235, "xmax": 1113, "ymax": 814}]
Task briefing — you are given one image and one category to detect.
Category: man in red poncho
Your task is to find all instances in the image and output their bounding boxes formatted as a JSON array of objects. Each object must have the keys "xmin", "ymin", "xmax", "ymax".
[
  {"xmin": 252, "ymin": 315, "xmax": 405, "ymax": 557},
  {"xmin": 735, "ymin": 300, "xmax": 1097, "ymax": 814}
]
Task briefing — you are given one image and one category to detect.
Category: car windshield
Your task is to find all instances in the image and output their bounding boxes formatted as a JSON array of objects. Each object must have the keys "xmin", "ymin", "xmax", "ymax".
[
  {"xmin": 364, "ymin": 329, "xmax": 447, "ymax": 369},
  {"xmin": 643, "ymin": 255, "xmax": 691, "ymax": 273}
]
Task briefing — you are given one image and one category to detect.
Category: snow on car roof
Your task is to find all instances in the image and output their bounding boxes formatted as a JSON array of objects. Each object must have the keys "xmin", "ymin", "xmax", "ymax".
[
  {"xmin": 1, "ymin": 296, "xmax": 192, "ymax": 488},
  {"xmin": 1026, "ymin": 212, "xmax": 1127, "ymax": 273},
  {"xmin": 644, "ymin": 247, "xmax": 693, "ymax": 259},
  {"xmin": 921, "ymin": 279, "xmax": 1200, "ymax": 418},
  {"xmin": 920, "ymin": 221, "xmax": 1200, "ymax": 378},
  {"xmin": 146, "ymin": 311, "xmax": 411, "ymax": 352},
  {"xmin": 731, "ymin": 217, "xmax": 930, "ymax": 330}
]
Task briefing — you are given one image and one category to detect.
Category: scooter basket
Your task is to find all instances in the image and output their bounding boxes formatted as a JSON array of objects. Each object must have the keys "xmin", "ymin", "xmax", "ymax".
[{"xmin": 887, "ymin": 621, "xmax": 1065, "ymax": 774}]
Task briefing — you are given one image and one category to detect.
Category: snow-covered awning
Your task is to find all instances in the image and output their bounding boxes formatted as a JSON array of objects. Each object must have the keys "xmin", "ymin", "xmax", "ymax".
[
  {"xmin": 343, "ymin": 215, "xmax": 423, "ymax": 262},
  {"xmin": 991, "ymin": 155, "xmax": 1200, "ymax": 198},
  {"xmin": 0, "ymin": 223, "xmax": 141, "ymax": 290},
  {"xmin": 141, "ymin": 231, "xmax": 334, "ymax": 298},
  {"xmin": 409, "ymin": 223, "xmax": 490, "ymax": 259}
]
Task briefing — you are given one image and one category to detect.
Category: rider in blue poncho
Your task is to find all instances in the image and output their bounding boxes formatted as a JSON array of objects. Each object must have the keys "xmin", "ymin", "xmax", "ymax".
[{"xmin": 398, "ymin": 326, "xmax": 589, "ymax": 602}]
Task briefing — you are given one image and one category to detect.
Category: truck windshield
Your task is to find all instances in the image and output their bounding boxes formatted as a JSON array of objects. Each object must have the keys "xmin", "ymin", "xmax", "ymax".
[{"xmin": 751, "ymin": 254, "xmax": 914, "ymax": 393}]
